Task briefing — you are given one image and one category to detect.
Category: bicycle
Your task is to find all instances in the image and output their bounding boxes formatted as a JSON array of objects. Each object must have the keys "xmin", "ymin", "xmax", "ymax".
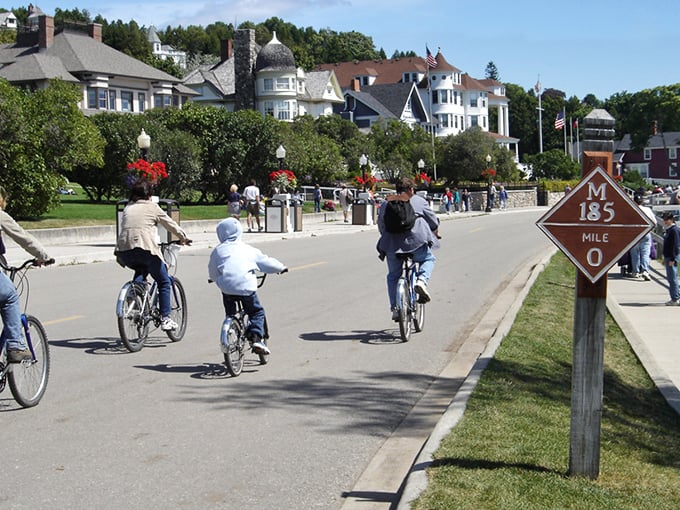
[
  {"xmin": 395, "ymin": 253, "xmax": 425, "ymax": 342},
  {"xmin": 0, "ymin": 257, "xmax": 52, "ymax": 408},
  {"xmin": 116, "ymin": 241, "xmax": 188, "ymax": 352},
  {"xmin": 219, "ymin": 272, "xmax": 282, "ymax": 377}
]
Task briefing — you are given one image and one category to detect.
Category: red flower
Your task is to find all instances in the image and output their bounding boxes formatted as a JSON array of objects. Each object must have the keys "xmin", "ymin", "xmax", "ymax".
[
  {"xmin": 481, "ymin": 168, "xmax": 497, "ymax": 180},
  {"xmin": 415, "ymin": 172, "xmax": 431, "ymax": 186},
  {"xmin": 353, "ymin": 175, "xmax": 379, "ymax": 188},
  {"xmin": 125, "ymin": 158, "xmax": 168, "ymax": 186},
  {"xmin": 269, "ymin": 170, "xmax": 297, "ymax": 191}
]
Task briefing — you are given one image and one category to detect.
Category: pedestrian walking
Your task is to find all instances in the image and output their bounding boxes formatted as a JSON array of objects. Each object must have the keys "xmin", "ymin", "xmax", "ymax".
[{"xmin": 662, "ymin": 212, "xmax": 680, "ymax": 305}]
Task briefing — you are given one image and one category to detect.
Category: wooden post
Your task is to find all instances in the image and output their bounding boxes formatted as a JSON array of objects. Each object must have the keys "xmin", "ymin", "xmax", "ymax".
[{"xmin": 568, "ymin": 110, "xmax": 615, "ymax": 478}]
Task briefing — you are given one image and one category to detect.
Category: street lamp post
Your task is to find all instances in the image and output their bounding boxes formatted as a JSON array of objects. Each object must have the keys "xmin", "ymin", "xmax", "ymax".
[
  {"xmin": 485, "ymin": 153, "xmax": 492, "ymax": 212},
  {"xmin": 137, "ymin": 128, "xmax": 151, "ymax": 161},
  {"xmin": 276, "ymin": 144, "xmax": 286, "ymax": 170},
  {"xmin": 359, "ymin": 153, "xmax": 368, "ymax": 192}
]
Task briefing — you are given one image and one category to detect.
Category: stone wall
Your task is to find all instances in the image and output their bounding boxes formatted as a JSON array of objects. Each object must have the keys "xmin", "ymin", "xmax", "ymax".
[{"xmin": 467, "ymin": 189, "xmax": 542, "ymax": 211}]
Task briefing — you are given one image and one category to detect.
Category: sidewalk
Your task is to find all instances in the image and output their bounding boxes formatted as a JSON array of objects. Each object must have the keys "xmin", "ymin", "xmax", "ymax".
[{"xmin": 607, "ymin": 259, "xmax": 680, "ymax": 415}]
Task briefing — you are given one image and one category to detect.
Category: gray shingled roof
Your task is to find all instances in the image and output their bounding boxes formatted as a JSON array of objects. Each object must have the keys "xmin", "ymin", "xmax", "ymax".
[
  {"xmin": 359, "ymin": 82, "xmax": 420, "ymax": 118},
  {"xmin": 46, "ymin": 31, "xmax": 179, "ymax": 82},
  {"xmin": 255, "ymin": 34, "xmax": 295, "ymax": 72},
  {"xmin": 344, "ymin": 89, "xmax": 396, "ymax": 119},
  {"xmin": 616, "ymin": 132, "xmax": 680, "ymax": 151},
  {"xmin": 0, "ymin": 53, "xmax": 79, "ymax": 83}
]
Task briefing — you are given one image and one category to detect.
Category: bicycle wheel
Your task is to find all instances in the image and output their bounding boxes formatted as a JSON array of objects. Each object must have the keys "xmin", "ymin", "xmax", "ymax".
[
  {"xmin": 224, "ymin": 319, "xmax": 245, "ymax": 377},
  {"xmin": 396, "ymin": 278, "xmax": 412, "ymax": 342},
  {"xmin": 165, "ymin": 277, "xmax": 187, "ymax": 342},
  {"xmin": 414, "ymin": 297, "xmax": 425, "ymax": 333},
  {"xmin": 117, "ymin": 282, "xmax": 148, "ymax": 352},
  {"xmin": 8, "ymin": 315, "xmax": 50, "ymax": 408}
]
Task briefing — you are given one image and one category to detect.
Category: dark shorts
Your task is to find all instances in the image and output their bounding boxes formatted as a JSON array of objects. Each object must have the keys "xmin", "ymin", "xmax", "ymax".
[{"xmin": 246, "ymin": 200, "xmax": 259, "ymax": 215}]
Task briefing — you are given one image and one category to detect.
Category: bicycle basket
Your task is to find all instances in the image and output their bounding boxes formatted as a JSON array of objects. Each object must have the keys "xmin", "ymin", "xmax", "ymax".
[{"xmin": 162, "ymin": 243, "xmax": 181, "ymax": 273}]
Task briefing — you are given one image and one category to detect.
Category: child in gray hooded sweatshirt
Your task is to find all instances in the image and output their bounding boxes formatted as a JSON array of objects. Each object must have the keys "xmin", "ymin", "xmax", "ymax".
[{"xmin": 208, "ymin": 217, "xmax": 286, "ymax": 354}]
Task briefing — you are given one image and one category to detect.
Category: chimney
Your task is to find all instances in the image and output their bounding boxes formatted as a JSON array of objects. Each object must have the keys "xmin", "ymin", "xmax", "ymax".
[
  {"xmin": 221, "ymin": 39, "xmax": 232, "ymax": 62},
  {"xmin": 38, "ymin": 15, "xmax": 54, "ymax": 49},
  {"xmin": 652, "ymin": 120, "xmax": 658, "ymax": 135},
  {"xmin": 88, "ymin": 23, "xmax": 102, "ymax": 42},
  {"xmin": 351, "ymin": 78, "xmax": 360, "ymax": 92}
]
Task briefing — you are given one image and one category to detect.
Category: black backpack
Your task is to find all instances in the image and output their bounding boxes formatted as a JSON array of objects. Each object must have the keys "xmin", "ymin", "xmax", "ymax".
[{"xmin": 383, "ymin": 198, "xmax": 417, "ymax": 233}]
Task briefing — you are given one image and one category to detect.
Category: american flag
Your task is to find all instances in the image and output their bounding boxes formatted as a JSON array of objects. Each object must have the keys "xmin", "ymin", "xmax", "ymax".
[
  {"xmin": 554, "ymin": 111, "xmax": 565, "ymax": 130},
  {"xmin": 426, "ymin": 46, "xmax": 438, "ymax": 69}
]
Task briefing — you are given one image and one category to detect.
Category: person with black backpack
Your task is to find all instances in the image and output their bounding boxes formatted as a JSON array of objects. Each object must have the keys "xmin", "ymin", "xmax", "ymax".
[{"xmin": 377, "ymin": 177, "xmax": 440, "ymax": 321}]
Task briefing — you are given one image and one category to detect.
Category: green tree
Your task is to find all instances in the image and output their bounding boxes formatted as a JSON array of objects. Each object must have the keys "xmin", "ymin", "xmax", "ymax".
[
  {"xmin": 0, "ymin": 81, "xmax": 57, "ymax": 217},
  {"xmin": 525, "ymin": 149, "xmax": 580, "ymax": 180},
  {"xmin": 27, "ymin": 80, "xmax": 104, "ymax": 178},
  {"xmin": 485, "ymin": 61, "xmax": 500, "ymax": 80}
]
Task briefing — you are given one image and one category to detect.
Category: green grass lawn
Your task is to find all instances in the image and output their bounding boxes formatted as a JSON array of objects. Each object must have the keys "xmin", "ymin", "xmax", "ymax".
[
  {"xmin": 18, "ymin": 183, "xmax": 318, "ymax": 229},
  {"xmin": 414, "ymin": 252, "xmax": 680, "ymax": 510}
]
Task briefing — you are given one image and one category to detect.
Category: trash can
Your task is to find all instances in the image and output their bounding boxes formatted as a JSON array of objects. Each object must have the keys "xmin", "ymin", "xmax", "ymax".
[
  {"xmin": 352, "ymin": 192, "xmax": 374, "ymax": 225},
  {"xmin": 290, "ymin": 199, "xmax": 303, "ymax": 232},
  {"xmin": 265, "ymin": 198, "xmax": 289, "ymax": 233},
  {"xmin": 116, "ymin": 197, "xmax": 180, "ymax": 243}
]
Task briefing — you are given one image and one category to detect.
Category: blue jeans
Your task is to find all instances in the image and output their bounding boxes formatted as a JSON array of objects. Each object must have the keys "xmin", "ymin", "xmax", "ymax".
[
  {"xmin": 314, "ymin": 198, "xmax": 321, "ymax": 213},
  {"xmin": 0, "ymin": 272, "xmax": 25, "ymax": 350},
  {"xmin": 638, "ymin": 234, "xmax": 652, "ymax": 273},
  {"xmin": 665, "ymin": 256, "xmax": 680, "ymax": 301},
  {"xmin": 118, "ymin": 248, "xmax": 172, "ymax": 318},
  {"xmin": 386, "ymin": 244, "xmax": 435, "ymax": 309},
  {"xmin": 630, "ymin": 243, "xmax": 642, "ymax": 274},
  {"xmin": 222, "ymin": 292, "xmax": 266, "ymax": 339}
]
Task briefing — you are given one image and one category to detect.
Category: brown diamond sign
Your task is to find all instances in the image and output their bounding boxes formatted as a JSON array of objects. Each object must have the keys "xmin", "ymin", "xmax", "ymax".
[{"xmin": 536, "ymin": 166, "xmax": 654, "ymax": 283}]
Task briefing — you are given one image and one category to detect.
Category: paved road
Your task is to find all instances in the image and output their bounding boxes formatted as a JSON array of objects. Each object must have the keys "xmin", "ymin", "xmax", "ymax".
[{"xmin": 0, "ymin": 210, "xmax": 551, "ymax": 509}]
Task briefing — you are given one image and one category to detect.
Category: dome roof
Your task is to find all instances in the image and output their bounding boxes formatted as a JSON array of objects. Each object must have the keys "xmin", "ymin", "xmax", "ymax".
[{"xmin": 255, "ymin": 32, "xmax": 296, "ymax": 72}]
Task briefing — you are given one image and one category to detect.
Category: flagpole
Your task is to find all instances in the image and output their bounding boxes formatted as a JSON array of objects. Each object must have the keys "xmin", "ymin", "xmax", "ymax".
[
  {"xmin": 576, "ymin": 118, "xmax": 580, "ymax": 163},
  {"xmin": 426, "ymin": 46, "xmax": 437, "ymax": 181},
  {"xmin": 569, "ymin": 116, "xmax": 574, "ymax": 160},
  {"xmin": 563, "ymin": 107, "xmax": 567, "ymax": 156},
  {"xmin": 535, "ymin": 76, "xmax": 543, "ymax": 153}
]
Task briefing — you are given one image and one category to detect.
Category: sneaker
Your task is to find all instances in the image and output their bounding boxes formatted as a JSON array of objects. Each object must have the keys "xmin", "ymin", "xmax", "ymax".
[
  {"xmin": 628, "ymin": 273, "xmax": 642, "ymax": 280},
  {"xmin": 642, "ymin": 271, "xmax": 651, "ymax": 281},
  {"xmin": 414, "ymin": 279, "xmax": 431, "ymax": 304},
  {"xmin": 665, "ymin": 299, "xmax": 680, "ymax": 306},
  {"xmin": 7, "ymin": 348, "xmax": 31, "ymax": 363},
  {"xmin": 251, "ymin": 339, "xmax": 271, "ymax": 355},
  {"xmin": 247, "ymin": 228, "xmax": 252, "ymax": 233},
  {"xmin": 391, "ymin": 308, "xmax": 400, "ymax": 321},
  {"xmin": 258, "ymin": 226, "xmax": 264, "ymax": 232},
  {"xmin": 161, "ymin": 317, "xmax": 178, "ymax": 331}
]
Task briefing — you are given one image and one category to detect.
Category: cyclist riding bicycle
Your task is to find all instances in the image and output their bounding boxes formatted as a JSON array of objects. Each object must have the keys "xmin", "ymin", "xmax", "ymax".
[
  {"xmin": 115, "ymin": 179, "xmax": 191, "ymax": 332},
  {"xmin": 0, "ymin": 186, "xmax": 53, "ymax": 362},
  {"xmin": 208, "ymin": 217, "xmax": 286, "ymax": 355},
  {"xmin": 377, "ymin": 177, "xmax": 440, "ymax": 321}
]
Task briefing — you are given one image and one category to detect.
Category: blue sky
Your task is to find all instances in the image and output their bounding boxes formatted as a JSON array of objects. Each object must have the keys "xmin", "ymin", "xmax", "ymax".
[{"xmin": 30, "ymin": 0, "xmax": 679, "ymax": 100}]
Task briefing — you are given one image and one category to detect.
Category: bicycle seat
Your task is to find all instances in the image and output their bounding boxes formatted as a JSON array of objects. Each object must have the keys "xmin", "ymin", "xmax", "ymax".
[{"xmin": 396, "ymin": 252, "xmax": 415, "ymax": 261}]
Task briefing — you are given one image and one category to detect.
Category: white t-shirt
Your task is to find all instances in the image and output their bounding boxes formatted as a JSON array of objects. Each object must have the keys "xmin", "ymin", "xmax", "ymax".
[{"xmin": 243, "ymin": 185, "xmax": 260, "ymax": 202}]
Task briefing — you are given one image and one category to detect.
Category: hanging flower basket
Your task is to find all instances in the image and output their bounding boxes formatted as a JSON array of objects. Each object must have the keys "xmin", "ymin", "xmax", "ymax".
[
  {"xmin": 269, "ymin": 170, "xmax": 297, "ymax": 192},
  {"xmin": 125, "ymin": 158, "xmax": 168, "ymax": 188},
  {"xmin": 414, "ymin": 172, "xmax": 431, "ymax": 187}
]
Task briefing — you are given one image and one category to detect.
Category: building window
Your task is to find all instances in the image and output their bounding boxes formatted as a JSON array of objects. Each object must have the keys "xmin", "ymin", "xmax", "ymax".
[
  {"xmin": 470, "ymin": 116, "xmax": 478, "ymax": 127},
  {"xmin": 98, "ymin": 89, "xmax": 107, "ymax": 109},
  {"xmin": 432, "ymin": 91, "xmax": 438, "ymax": 104},
  {"xmin": 264, "ymin": 79, "xmax": 273, "ymax": 91},
  {"xmin": 644, "ymin": 148, "xmax": 652, "ymax": 160},
  {"xmin": 440, "ymin": 90, "xmax": 450, "ymax": 103},
  {"xmin": 470, "ymin": 97, "xmax": 478, "ymax": 108},
  {"xmin": 277, "ymin": 100, "xmax": 292, "ymax": 120},
  {"xmin": 121, "ymin": 91, "xmax": 133, "ymax": 112},
  {"xmin": 154, "ymin": 95, "xmax": 172, "ymax": 109},
  {"xmin": 264, "ymin": 101, "xmax": 274, "ymax": 117},
  {"xmin": 671, "ymin": 163, "xmax": 678, "ymax": 177},
  {"xmin": 276, "ymin": 78, "xmax": 291, "ymax": 90},
  {"xmin": 138, "ymin": 92, "xmax": 145, "ymax": 112},
  {"xmin": 108, "ymin": 90, "xmax": 116, "ymax": 111},
  {"xmin": 87, "ymin": 88, "xmax": 97, "ymax": 109},
  {"xmin": 670, "ymin": 147, "xmax": 677, "ymax": 159}
]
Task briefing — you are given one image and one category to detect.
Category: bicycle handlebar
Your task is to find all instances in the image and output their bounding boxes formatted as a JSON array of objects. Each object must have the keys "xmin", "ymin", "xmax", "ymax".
[{"xmin": 0, "ymin": 258, "xmax": 53, "ymax": 272}]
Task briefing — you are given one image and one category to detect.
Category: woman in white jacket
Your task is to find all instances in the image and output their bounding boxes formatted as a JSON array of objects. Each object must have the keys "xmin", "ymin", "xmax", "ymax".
[{"xmin": 208, "ymin": 218, "xmax": 286, "ymax": 355}]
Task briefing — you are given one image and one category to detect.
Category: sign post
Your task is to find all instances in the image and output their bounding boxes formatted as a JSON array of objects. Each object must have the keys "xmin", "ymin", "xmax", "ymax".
[{"xmin": 536, "ymin": 153, "xmax": 654, "ymax": 478}]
